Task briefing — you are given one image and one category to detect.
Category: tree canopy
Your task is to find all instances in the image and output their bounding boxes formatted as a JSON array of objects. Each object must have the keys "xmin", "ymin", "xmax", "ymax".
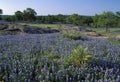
[
  {"xmin": 0, "ymin": 9, "xmax": 3, "ymax": 20},
  {"xmin": 23, "ymin": 8, "xmax": 37, "ymax": 21},
  {"xmin": 15, "ymin": 11, "xmax": 23, "ymax": 21},
  {"xmin": 66, "ymin": 14, "xmax": 82, "ymax": 25},
  {"xmin": 0, "ymin": 9, "xmax": 2, "ymax": 14},
  {"xmin": 93, "ymin": 11, "xmax": 119, "ymax": 32},
  {"xmin": 14, "ymin": 8, "xmax": 37, "ymax": 21}
]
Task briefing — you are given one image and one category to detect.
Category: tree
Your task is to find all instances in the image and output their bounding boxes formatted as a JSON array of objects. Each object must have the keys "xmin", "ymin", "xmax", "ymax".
[
  {"xmin": 66, "ymin": 14, "xmax": 82, "ymax": 25},
  {"xmin": 55, "ymin": 14, "xmax": 65, "ymax": 23},
  {"xmin": 93, "ymin": 11, "xmax": 118, "ymax": 30},
  {"xmin": 0, "ymin": 9, "xmax": 3, "ymax": 20},
  {"xmin": 116, "ymin": 11, "xmax": 120, "ymax": 17},
  {"xmin": 93, "ymin": 14, "xmax": 100, "ymax": 28},
  {"xmin": 15, "ymin": 11, "xmax": 23, "ymax": 21},
  {"xmin": 116, "ymin": 11, "xmax": 120, "ymax": 27},
  {"xmin": 23, "ymin": 8, "xmax": 37, "ymax": 21},
  {"xmin": 98, "ymin": 11, "xmax": 116, "ymax": 32},
  {"xmin": 0, "ymin": 9, "xmax": 2, "ymax": 15},
  {"xmin": 83, "ymin": 16, "xmax": 93, "ymax": 26},
  {"xmin": 36, "ymin": 16, "xmax": 44, "ymax": 23},
  {"xmin": 45, "ymin": 15, "xmax": 55, "ymax": 23}
]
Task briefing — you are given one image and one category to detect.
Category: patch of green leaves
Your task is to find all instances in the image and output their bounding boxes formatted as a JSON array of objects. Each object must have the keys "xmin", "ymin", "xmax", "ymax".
[{"xmin": 64, "ymin": 47, "xmax": 93, "ymax": 67}]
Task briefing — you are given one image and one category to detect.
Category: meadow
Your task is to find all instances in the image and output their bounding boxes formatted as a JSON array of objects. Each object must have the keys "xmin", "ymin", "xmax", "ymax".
[
  {"xmin": 0, "ymin": 1, "xmax": 120, "ymax": 82},
  {"xmin": 0, "ymin": 24, "xmax": 120, "ymax": 82},
  {"xmin": 19, "ymin": 23, "xmax": 72, "ymax": 29},
  {"xmin": 86, "ymin": 27, "xmax": 120, "ymax": 35}
]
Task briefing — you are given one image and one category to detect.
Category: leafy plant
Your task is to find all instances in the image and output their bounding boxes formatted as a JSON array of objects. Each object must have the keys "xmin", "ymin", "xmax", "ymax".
[{"xmin": 64, "ymin": 47, "xmax": 93, "ymax": 67}]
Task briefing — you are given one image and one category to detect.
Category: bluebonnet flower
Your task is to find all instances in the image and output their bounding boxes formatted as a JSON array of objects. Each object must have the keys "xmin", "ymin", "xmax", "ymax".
[{"xmin": 0, "ymin": 33, "xmax": 119, "ymax": 81}]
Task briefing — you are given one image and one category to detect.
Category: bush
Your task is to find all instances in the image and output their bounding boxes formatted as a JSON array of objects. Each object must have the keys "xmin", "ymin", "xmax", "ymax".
[{"xmin": 63, "ymin": 30, "xmax": 82, "ymax": 40}]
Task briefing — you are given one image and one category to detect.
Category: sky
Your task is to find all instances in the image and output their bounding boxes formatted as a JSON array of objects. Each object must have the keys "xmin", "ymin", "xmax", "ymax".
[{"xmin": 0, "ymin": 0, "xmax": 120, "ymax": 16}]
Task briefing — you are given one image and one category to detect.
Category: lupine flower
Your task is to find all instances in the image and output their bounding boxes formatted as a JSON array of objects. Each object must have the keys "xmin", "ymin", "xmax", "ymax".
[{"xmin": 0, "ymin": 33, "xmax": 119, "ymax": 81}]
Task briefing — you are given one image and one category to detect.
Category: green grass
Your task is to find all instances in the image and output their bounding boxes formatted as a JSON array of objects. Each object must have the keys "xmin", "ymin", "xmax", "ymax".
[
  {"xmin": 28, "ymin": 24, "xmax": 61, "ymax": 28},
  {"xmin": 85, "ymin": 27, "xmax": 120, "ymax": 38},
  {"xmin": 19, "ymin": 23, "xmax": 120, "ymax": 37},
  {"xmin": 19, "ymin": 23, "xmax": 70, "ymax": 29},
  {"xmin": 86, "ymin": 27, "xmax": 120, "ymax": 33},
  {"xmin": 108, "ymin": 33, "xmax": 120, "ymax": 45}
]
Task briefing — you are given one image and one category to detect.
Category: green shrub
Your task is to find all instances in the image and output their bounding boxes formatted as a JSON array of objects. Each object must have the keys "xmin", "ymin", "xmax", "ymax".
[
  {"xmin": 64, "ymin": 47, "xmax": 93, "ymax": 67},
  {"xmin": 63, "ymin": 30, "xmax": 82, "ymax": 40}
]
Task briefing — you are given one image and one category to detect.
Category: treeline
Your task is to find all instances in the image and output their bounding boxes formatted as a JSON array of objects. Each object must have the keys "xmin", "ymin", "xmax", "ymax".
[
  {"xmin": 0, "ymin": 8, "xmax": 93, "ymax": 26},
  {"xmin": 0, "ymin": 8, "xmax": 120, "ymax": 29},
  {"xmin": 1, "ymin": 8, "xmax": 37, "ymax": 22}
]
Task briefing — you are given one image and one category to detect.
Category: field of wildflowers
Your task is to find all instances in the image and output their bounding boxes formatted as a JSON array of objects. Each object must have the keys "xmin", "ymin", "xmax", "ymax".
[{"xmin": 0, "ymin": 33, "xmax": 120, "ymax": 82}]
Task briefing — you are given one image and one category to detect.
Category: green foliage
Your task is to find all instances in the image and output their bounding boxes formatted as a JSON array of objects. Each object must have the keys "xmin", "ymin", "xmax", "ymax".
[
  {"xmin": 116, "ymin": 11, "xmax": 120, "ymax": 27},
  {"xmin": 93, "ymin": 11, "xmax": 117, "ymax": 32},
  {"xmin": 64, "ymin": 47, "xmax": 93, "ymax": 67},
  {"xmin": 116, "ymin": 11, "xmax": 120, "ymax": 17},
  {"xmin": 83, "ymin": 16, "xmax": 93, "ymax": 26},
  {"xmin": 108, "ymin": 34, "xmax": 120, "ymax": 45},
  {"xmin": 63, "ymin": 30, "xmax": 82, "ymax": 40},
  {"xmin": 99, "ymin": 12, "xmax": 116, "ymax": 27},
  {"xmin": 93, "ymin": 14, "xmax": 100, "ymax": 28},
  {"xmin": 0, "ymin": 9, "xmax": 2, "ymax": 14},
  {"xmin": 56, "ymin": 14, "xmax": 66, "ymax": 23},
  {"xmin": 31, "ymin": 50, "xmax": 61, "ymax": 64},
  {"xmin": 15, "ymin": 11, "xmax": 23, "ymax": 20},
  {"xmin": 14, "ymin": 8, "xmax": 37, "ymax": 21},
  {"xmin": 44, "ymin": 15, "xmax": 55, "ymax": 23},
  {"xmin": 23, "ymin": 8, "xmax": 37, "ymax": 21},
  {"xmin": 46, "ymin": 54, "xmax": 61, "ymax": 62},
  {"xmin": 66, "ymin": 13, "xmax": 83, "ymax": 25},
  {"xmin": 93, "ymin": 11, "xmax": 119, "ymax": 32},
  {"xmin": 2, "ymin": 15, "xmax": 16, "ymax": 22},
  {"xmin": 66, "ymin": 14, "xmax": 93, "ymax": 26},
  {"xmin": 0, "ymin": 9, "xmax": 3, "ymax": 20},
  {"xmin": 26, "ymin": 23, "xmax": 62, "ymax": 29},
  {"xmin": 36, "ymin": 14, "xmax": 66, "ymax": 23}
]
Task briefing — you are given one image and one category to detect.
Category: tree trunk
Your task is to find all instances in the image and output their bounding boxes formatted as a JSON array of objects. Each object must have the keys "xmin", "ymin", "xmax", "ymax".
[
  {"xmin": 106, "ymin": 27, "xmax": 110, "ymax": 33},
  {"xmin": 106, "ymin": 26, "xmax": 109, "ymax": 32}
]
